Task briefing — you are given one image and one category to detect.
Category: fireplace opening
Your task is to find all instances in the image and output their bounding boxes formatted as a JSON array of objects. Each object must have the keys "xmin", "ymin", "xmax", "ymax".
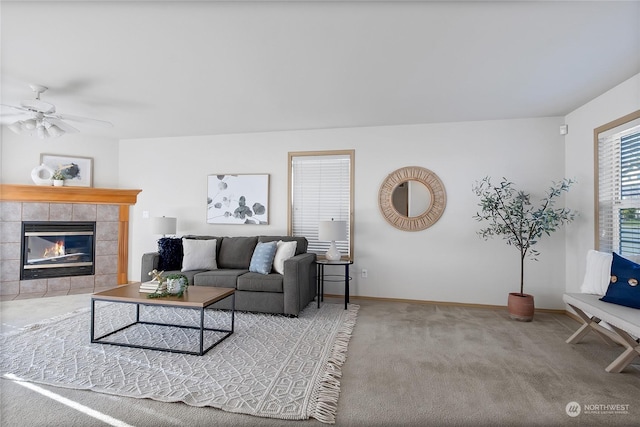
[{"xmin": 21, "ymin": 221, "xmax": 96, "ymax": 280}]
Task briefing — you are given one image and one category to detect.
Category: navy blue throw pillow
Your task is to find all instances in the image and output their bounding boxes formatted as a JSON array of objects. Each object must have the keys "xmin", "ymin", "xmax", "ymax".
[
  {"xmin": 158, "ymin": 237, "xmax": 183, "ymax": 271},
  {"xmin": 600, "ymin": 252, "xmax": 640, "ymax": 309}
]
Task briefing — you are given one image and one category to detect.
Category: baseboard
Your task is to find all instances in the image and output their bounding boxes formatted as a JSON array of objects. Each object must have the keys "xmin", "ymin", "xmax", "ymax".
[
  {"xmin": 323, "ymin": 293, "xmax": 568, "ymax": 315},
  {"xmin": 564, "ymin": 310, "xmax": 582, "ymax": 323}
]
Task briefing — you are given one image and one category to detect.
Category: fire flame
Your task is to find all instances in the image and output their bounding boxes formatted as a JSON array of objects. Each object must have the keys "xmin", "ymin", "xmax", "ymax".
[{"xmin": 43, "ymin": 241, "xmax": 65, "ymax": 258}]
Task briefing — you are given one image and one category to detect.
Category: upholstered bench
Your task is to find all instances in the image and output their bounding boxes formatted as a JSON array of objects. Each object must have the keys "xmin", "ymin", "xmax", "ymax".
[{"xmin": 563, "ymin": 292, "xmax": 640, "ymax": 373}]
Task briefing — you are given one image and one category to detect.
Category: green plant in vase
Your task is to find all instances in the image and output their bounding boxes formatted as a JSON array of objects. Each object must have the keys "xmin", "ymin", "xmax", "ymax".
[
  {"xmin": 472, "ymin": 177, "xmax": 576, "ymax": 321},
  {"xmin": 52, "ymin": 169, "xmax": 65, "ymax": 186},
  {"xmin": 148, "ymin": 273, "xmax": 189, "ymax": 298}
]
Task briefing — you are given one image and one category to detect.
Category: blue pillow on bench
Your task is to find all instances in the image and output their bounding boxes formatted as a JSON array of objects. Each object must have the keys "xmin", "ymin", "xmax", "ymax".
[{"xmin": 600, "ymin": 252, "xmax": 640, "ymax": 309}]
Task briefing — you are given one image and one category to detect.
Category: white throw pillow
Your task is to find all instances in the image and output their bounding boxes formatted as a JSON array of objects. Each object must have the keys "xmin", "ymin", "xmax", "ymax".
[
  {"xmin": 181, "ymin": 238, "xmax": 217, "ymax": 271},
  {"xmin": 273, "ymin": 240, "xmax": 297, "ymax": 274},
  {"xmin": 580, "ymin": 249, "xmax": 613, "ymax": 295}
]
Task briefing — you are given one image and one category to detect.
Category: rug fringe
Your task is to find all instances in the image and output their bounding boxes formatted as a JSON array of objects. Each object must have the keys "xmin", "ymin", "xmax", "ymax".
[{"xmin": 311, "ymin": 303, "xmax": 359, "ymax": 424}]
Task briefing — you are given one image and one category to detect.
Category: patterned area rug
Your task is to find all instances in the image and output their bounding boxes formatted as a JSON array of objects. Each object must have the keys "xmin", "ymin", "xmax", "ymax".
[{"xmin": 0, "ymin": 301, "xmax": 358, "ymax": 424}]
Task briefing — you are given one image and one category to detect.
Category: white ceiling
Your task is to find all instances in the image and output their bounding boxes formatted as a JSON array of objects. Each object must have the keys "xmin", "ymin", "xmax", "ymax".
[{"xmin": 1, "ymin": 1, "xmax": 639, "ymax": 140}]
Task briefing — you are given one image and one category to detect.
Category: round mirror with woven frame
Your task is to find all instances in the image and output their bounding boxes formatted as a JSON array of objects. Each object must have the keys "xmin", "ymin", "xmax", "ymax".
[{"xmin": 378, "ymin": 166, "xmax": 447, "ymax": 231}]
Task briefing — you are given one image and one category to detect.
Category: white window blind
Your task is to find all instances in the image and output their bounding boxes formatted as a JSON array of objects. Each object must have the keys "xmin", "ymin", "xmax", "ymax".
[
  {"xmin": 598, "ymin": 123, "xmax": 640, "ymax": 256},
  {"xmin": 290, "ymin": 153, "xmax": 352, "ymax": 258}
]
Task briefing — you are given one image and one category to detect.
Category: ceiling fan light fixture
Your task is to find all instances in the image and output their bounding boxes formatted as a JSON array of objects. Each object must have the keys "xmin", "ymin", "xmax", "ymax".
[
  {"xmin": 47, "ymin": 124, "xmax": 65, "ymax": 137},
  {"xmin": 2, "ymin": 84, "xmax": 112, "ymax": 139},
  {"xmin": 7, "ymin": 118, "xmax": 65, "ymax": 138},
  {"xmin": 23, "ymin": 119, "xmax": 37, "ymax": 130},
  {"xmin": 36, "ymin": 125, "xmax": 47, "ymax": 139}
]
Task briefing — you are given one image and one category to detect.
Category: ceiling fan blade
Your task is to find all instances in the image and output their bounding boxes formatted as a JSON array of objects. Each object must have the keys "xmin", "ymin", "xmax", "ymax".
[
  {"xmin": 0, "ymin": 113, "xmax": 33, "ymax": 124},
  {"xmin": 46, "ymin": 118, "xmax": 80, "ymax": 133},
  {"xmin": 0, "ymin": 104, "xmax": 36, "ymax": 124},
  {"xmin": 1, "ymin": 103, "xmax": 31, "ymax": 113},
  {"xmin": 55, "ymin": 113, "xmax": 113, "ymax": 128}
]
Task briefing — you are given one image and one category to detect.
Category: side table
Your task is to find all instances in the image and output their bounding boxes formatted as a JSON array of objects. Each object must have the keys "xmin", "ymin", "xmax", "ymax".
[{"xmin": 316, "ymin": 259, "xmax": 353, "ymax": 310}]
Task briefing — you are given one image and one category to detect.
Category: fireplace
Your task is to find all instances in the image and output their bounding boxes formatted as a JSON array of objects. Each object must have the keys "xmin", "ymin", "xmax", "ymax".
[{"xmin": 21, "ymin": 221, "xmax": 96, "ymax": 280}]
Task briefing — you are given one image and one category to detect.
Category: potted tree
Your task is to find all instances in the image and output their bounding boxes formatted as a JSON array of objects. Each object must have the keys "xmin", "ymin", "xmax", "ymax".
[{"xmin": 472, "ymin": 177, "xmax": 576, "ymax": 321}]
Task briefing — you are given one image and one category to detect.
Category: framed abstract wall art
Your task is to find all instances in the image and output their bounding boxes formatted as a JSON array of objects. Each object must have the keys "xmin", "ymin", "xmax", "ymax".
[
  {"xmin": 40, "ymin": 153, "xmax": 93, "ymax": 187},
  {"xmin": 207, "ymin": 174, "xmax": 269, "ymax": 224}
]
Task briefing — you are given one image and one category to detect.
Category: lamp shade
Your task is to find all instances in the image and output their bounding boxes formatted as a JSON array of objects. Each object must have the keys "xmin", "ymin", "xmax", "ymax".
[
  {"xmin": 151, "ymin": 216, "xmax": 177, "ymax": 236},
  {"xmin": 319, "ymin": 220, "xmax": 347, "ymax": 242},
  {"xmin": 319, "ymin": 220, "xmax": 346, "ymax": 261}
]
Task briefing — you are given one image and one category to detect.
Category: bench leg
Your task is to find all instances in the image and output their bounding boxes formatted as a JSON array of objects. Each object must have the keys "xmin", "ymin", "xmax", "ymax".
[
  {"xmin": 566, "ymin": 321, "xmax": 594, "ymax": 344},
  {"xmin": 566, "ymin": 304, "xmax": 618, "ymax": 346},
  {"xmin": 605, "ymin": 325, "xmax": 640, "ymax": 373},
  {"xmin": 567, "ymin": 303, "xmax": 640, "ymax": 373}
]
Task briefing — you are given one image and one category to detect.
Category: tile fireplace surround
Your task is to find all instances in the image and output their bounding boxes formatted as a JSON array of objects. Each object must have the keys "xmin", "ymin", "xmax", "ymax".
[{"xmin": 0, "ymin": 184, "xmax": 141, "ymax": 300}]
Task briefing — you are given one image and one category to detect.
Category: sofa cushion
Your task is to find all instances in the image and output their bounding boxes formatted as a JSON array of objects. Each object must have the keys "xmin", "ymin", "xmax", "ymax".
[
  {"xmin": 237, "ymin": 272, "xmax": 283, "ymax": 293},
  {"xmin": 273, "ymin": 240, "xmax": 297, "ymax": 274},
  {"xmin": 181, "ymin": 238, "xmax": 217, "ymax": 271},
  {"xmin": 249, "ymin": 241, "xmax": 277, "ymax": 275},
  {"xmin": 600, "ymin": 252, "xmax": 640, "ymax": 309},
  {"xmin": 258, "ymin": 236, "xmax": 307, "ymax": 255},
  {"xmin": 193, "ymin": 269, "xmax": 248, "ymax": 288},
  {"xmin": 157, "ymin": 237, "xmax": 183, "ymax": 271},
  {"xmin": 218, "ymin": 236, "xmax": 258, "ymax": 269}
]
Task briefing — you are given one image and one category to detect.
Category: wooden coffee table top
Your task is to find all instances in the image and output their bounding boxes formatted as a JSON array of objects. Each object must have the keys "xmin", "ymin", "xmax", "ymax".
[{"xmin": 92, "ymin": 284, "xmax": 234, "ymax": 308}]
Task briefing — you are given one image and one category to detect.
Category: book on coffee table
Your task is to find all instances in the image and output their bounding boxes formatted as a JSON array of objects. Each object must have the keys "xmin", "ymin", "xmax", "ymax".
[{"xmin": 139, "ymin": 281, "xmax": 166, "ymax": 293}]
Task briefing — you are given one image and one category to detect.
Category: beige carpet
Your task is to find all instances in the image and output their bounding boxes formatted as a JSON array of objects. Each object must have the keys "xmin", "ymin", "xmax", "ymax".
[
  {"xmin": 1, "ymin": 296, "xmax": 639, "ymax": 426},
  {"xmin": 336, "ymin": 301, "xmax": 640, "ymax": 427}
]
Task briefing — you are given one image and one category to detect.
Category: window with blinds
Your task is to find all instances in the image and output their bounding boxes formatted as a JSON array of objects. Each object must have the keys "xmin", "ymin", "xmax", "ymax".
[
  {"xmin": 288, "ymin": 150, "xmax": 354, "ymax": 259},
  {"xmin": 597, "ymin": 112, "xmax": 640, "ymax": 257}
]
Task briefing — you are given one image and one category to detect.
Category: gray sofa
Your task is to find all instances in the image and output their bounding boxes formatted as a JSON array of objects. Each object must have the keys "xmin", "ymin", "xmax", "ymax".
[{"xmin": 141, "ymin": 235, "xmax": 316, "ymax": 317}]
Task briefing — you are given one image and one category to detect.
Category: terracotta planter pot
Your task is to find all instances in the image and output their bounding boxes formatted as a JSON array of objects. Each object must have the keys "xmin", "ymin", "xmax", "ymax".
[{"xmin": 507, "ymin": 292, "xmax": 535, "ymax": 322}]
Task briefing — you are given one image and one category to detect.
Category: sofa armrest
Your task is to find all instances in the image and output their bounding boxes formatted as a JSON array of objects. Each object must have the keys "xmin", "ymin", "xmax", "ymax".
[
  {"xmin": 282, "ymin": 252, "xmax": 317, "ymax": 316},
  {"xmin": 141, "ymin": 252, "xmax": 160, "ymax": 282}
]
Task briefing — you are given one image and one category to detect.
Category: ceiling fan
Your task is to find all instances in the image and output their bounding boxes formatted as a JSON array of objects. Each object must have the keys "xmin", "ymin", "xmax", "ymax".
[{"xmin": 1, "ymin": 84, "xmax": 113, "ymax": 139}]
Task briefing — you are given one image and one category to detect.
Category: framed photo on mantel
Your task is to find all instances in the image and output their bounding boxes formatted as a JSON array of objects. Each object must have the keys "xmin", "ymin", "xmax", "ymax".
[
  {"xmin": 207, "ymin": 174, "xmax": 269, "ymax": 225},
  {"xmin": 41, "ymin": 153, "xmax": 93, "ymax": 187}
]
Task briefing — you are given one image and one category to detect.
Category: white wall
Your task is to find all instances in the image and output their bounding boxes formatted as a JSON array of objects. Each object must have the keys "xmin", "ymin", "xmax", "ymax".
[
  {"xmin": 564, "ymin": 73, "xmax": 640, "ymax": 293},
  {"xmin": 1, "ymin": 130, "xmax": 121, "ymax": 187},
  {"xmin": 120, "ymin": 116, "xmax": 570, "ymax": 309},
  {"xmin": 10, "ymin": 88, "xmax": 630, "ymax": 309}
]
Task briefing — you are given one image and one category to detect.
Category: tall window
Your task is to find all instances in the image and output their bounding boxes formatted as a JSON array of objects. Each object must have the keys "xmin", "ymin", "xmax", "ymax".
[
  {"xmin": 288, "ymin": 150, "xmax": 354, "ymax": 260},
  {"xmin": 596, "ymin": 110, "xmax": 640, "ymax": 257}
]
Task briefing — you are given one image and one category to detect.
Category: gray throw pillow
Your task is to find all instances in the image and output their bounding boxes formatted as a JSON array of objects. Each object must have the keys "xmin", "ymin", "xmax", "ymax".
[{"xmin": 217, "ymin": 236, "xmax": 258, "ymax": 269}]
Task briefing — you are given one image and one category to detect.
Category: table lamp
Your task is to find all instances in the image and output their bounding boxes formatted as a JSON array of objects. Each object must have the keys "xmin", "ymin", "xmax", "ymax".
[
  {"xmin": 151, "ymin": 216, "xmax": 177, "ymax": 237},
  {"xmin": 318, "ymin": 219, "xmax": 347, "ymax": 261}
]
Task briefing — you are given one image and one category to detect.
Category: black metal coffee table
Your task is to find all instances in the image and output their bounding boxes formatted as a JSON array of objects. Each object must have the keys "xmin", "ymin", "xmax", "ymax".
[{"xmin": 91, "ymin": 284, "xmax": 235, "ymax": 356}]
